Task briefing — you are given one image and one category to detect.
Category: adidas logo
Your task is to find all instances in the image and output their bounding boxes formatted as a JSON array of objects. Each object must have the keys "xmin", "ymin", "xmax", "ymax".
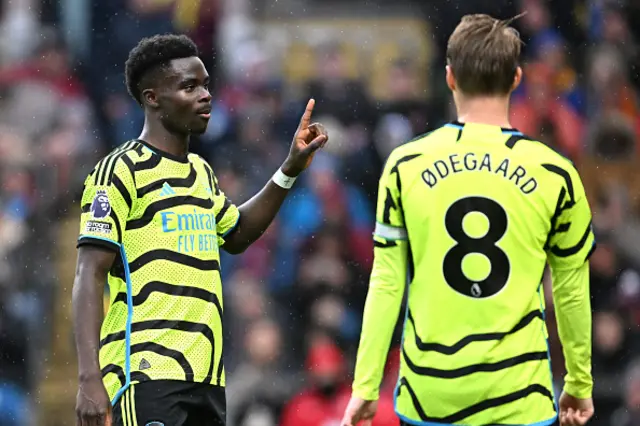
[
  {"xmin": 159, "ymin": 182, "xmax": 176, "ymax": 197},
  {"xmin": 139, "ymin": 358, "xmax": 151, "ymax": 370}
]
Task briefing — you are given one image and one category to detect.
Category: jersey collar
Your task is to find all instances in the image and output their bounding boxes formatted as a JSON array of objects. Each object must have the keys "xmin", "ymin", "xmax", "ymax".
[
  {"xmin": 137, "ymin": 139, "xmax": 190, "ymax": 164},
  {"xmin": 449, "ymin": 120, "xmax": 520, "ymax": 133}
]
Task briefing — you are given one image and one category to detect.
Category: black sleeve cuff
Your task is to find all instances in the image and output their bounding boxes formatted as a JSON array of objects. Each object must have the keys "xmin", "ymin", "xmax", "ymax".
[{"xmin": 77, "ymin": 236, "xmax": 120, "ymax": 253}]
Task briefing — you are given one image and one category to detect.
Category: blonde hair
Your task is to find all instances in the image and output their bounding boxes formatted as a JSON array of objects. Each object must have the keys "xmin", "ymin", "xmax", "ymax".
[{"xmin": 446, "ymin": 14, "xmax": 524, "ymax": 96}]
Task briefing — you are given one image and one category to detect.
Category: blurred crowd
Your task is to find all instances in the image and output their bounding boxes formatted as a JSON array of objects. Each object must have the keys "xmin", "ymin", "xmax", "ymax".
[{"xmin": 0, "ymin": 0, "xmax": 638, "ymax": 425}]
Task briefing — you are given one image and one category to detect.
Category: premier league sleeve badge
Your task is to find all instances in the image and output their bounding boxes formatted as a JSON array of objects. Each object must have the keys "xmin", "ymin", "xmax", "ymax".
[{"xmin": 90, "ymin": 189, "xmax": 111, "ymax": 219}]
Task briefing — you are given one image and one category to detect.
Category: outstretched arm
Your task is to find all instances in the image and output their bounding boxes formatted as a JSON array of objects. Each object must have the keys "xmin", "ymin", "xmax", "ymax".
[{"xmin": 222, "ymin": 99, "xmax": 328, "ymax": 254}]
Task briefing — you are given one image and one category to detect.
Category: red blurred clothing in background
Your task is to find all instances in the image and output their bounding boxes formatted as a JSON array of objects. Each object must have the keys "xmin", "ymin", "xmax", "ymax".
[
  {"xmin": 510, "ymin": 63, "xmax": 585, "ymax": 160},
  {"xmin": 281, "ymin": 340, "xmax": 399, "ymax": 426}
]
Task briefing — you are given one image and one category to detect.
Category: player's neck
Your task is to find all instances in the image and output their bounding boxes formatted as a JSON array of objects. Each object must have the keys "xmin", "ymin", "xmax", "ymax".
[
  {"xmin": 455, "ymin": 95, "xmax": 512, "ymax": 129},
  {"xmin": 139, "ymin": 120, "xmax": 190, "ymax": 158}
]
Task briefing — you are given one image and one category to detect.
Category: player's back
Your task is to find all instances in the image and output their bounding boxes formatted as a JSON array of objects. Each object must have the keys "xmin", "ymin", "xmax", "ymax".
[{"xmin": 388, "ymin": 122, "xmax": 593, "ymax": 425}]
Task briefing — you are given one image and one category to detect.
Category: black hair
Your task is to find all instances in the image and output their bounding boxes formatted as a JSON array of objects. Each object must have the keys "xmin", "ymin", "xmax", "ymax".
[{"xmin": 125, "ymin": 34, "xmax": 199, "ymax": 104}]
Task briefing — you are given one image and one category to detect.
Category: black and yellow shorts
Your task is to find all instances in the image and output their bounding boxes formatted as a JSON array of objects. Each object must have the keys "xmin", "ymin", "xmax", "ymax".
[{"xmin": 112, "ymin": 380, "xmax": 226, "ymax": 426}]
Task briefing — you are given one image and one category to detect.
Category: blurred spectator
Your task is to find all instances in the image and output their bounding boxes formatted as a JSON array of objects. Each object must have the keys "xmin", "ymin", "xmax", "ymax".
[
  {"xmin": 610, "ymin": 358, "xmax": 640, "ymax": 426},
  {"xmin": 510, "ymin": 62, "xmax": 584, "ymax": 159},
  {"xmin": 587, "ymin": 112, "xmax": 636, "ymax": 159},
  {"xmin": 227, "ymin": 319, "xmax": 296, "ymax": 426},
  {"xmin": 281, "ymin": 338, "xmax": 398, "ymax": 426},
  {"xmin": 531, "ymin": 31, "xmax": 585, "ymax": 116},
  {"xmin": 307, "ymin": 41, "xmax": 374, "ymax": 127},
  {"xmin": 586, "ymin": 47, "xmax": 639, "ymax": 128},
  {"xmin": 0, "ymin": 290, "xmax": 31, "ymax": 425},
  {"xmin": 592, "ymin": 309, "xmax": 632, "ymax": 376},
  {"xmin": 292, "ymin": 225, "xmax": 370, "ymax": 348},
  {"xmin": 271, "ymin": 153, "xmax": 373, "ymax": 295}
]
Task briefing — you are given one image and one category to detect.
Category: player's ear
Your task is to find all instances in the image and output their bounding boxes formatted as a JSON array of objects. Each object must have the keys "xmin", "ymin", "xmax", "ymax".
[
  {"xmin": 445, "ymin": 65, "xmax": 456, "ymax": 92},
  {"xmin": 142, "ymin": 88, "xmax": 160, "ymax": 109},
  {"xmin": 511, "ymin": 66, "xmax": 523, "ymax": 92}
]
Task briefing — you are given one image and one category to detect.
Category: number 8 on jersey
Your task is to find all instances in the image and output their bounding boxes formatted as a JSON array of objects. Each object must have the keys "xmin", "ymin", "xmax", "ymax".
[{"xmin": 443, "ymin": 196, "xmax": 510, "ymax": 298}]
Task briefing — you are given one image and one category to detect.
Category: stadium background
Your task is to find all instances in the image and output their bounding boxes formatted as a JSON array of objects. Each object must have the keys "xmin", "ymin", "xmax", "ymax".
[{"xmin": 0, "ymin": 0, "xmax": 638, "ymax": 424}]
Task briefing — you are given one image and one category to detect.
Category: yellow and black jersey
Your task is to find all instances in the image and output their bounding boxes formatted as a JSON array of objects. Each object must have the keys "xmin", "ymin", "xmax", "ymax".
[
  {"xmin": 352, "ymin": 122, "xmax": 594, "ymax": 425},
  {"xmin": 77, "ymin": 140, "xmax": 239, "ymax": 404}
]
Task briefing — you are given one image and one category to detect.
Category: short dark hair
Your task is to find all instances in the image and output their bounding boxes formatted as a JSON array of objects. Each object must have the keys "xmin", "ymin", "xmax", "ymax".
[
  {"xmin": 446, "ymin": 14, "xmax": 523, "ymax": 96},
  {"xmin": 125, "ymin": 34, "xmax": 199, "ymax": 104}
]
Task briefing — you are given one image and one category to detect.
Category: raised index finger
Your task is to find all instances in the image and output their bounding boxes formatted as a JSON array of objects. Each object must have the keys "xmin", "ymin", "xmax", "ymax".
[{"xmin": 298, "ymin": 98, "xmax": 316, "ymax": 130}]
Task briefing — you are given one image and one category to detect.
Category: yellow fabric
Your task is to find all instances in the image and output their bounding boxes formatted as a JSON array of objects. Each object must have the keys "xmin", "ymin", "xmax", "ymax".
[
  {"xmin": 352, "ymin": 123, "xmax": 594, "ymax": 425},
  {"xmin": 552, "ymin": 262, "xmax": 593, "ymax": 399},
  {"xmin": 78, "ymin": 141, "xmax": 239, "ymax": 404}
]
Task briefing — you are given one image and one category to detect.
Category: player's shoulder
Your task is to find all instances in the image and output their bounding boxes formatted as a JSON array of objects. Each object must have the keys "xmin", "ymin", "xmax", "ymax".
[
  {"xmin": 87, "ymin": 141, "xmax": 142, "ymax": 186},
  {"xmin": 188, "ymin": 152, "xmax": 211, "ymax": 169},
  {"xmin": 511, "ymin": 134, "xmax": 573, "ymax": 165},
  {"xmin": 187, "ymin": 153, "xmax": 215, "ymax": 178},
  {"xmin": 507, "ymin": 133, "xmax": 581, "ymax": 179},
  {"xmin": 386, "ymin": 125, "xmax": 453, "ymax": 165}
]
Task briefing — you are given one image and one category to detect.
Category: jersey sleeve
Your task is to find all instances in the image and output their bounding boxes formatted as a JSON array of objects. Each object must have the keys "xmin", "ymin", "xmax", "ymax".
[
  {"xmin": 77, "ymin": 158, "xmax": 134, "ymax": 252},
  {"xmin": 373, "ymin": 149, "xmax": 407, "ymax": 245},
  {"xmin": 551, "ymin": 262, "xmax": 593, "ymax": 398},
  {"xmin": 545, "ymin": 166, "xmax": 594, "ymax": 398},
  {"xmin": 352, "ymin": 149, "xmax": 408, "ymax": 401},
  {"xmin": 545, "ymin": 167, "xmax": 596, "ymax": 271},
  {"xmin": 211, "ymin": 171, "xmax": 240, "ymax": 245}
]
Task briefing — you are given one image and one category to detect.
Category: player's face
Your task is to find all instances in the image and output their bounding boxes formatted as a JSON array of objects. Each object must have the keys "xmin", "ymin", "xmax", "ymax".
[{"xmin": 157, "ymin": 57, "xmax": 212, "ymax": 135}]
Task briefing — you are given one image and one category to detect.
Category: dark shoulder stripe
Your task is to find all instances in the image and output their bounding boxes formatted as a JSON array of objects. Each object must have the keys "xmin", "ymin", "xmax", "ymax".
[
  {"xmin": 402, "ymin": 346, "xmax": 548, "ymax": 378},
  {"xmin": 542, "ymin": 163, "xmax": 575, "ymax": 203},
  {"xmin": 455, "ymin": 127, "xmax": 462, "ymax": 141},
  {"xmin": 120, "ymin": 152, "xmax": 137, "ymax": 188},
  {"xmin": 94, "ymin": 144, "xmax": 127, "ymax": 185},
  {"xmin": 130, "ymin": 342, "xmax": 193, "ymax": 380},
  {"xmin": 126, "ymin": 196, "xmax": 213, "ymax": 230},
  {"xmin": 390, "ymin": 153, "xmax": 422, "ymax": 192},
  {"xmin": 397, "ymin": 377, "xmax": 554, "ymax": 424},
  {"xmin": 135, "ymin": 151, "xmax": 162, "ymax": 172},
  {"xmin": 95, "ymin": 141, "xmax": 131, "ymax": 185},
  {"xmin": 407, "ymin": 309, "xmax": 543, "ymax": 355},
  {"xmin": 103, "ymin": 141, "xmax": 137, "ymax": 185},
  {"xmin": 390, "ymin": 154, "xmax": 422, "ymax": 176},
  {"xmin": 101, "ymin": 319, "xmax": 217, "ymax": 384},
  {"xmin": 505, "ymin": 134, "xmax": 535, "ymax": 149},
  {"xmin": 133, "ymin": 143, "xmax": 145, "ymax": 157},
  {"xmin": 201, "ymin": 161, "xmax": 220, "ymax": 196},
  {"xmin": 405, "ymin": 129, "xmax": 435, "ymax": 144},
  {"xmin": 215, "ymin": 198, "xmax": 232, "ymax": 224},
  {"xmin": 112, "ymin": 174, "xmax": 132, "ymax": 211},
  {"xmin": 382, "ymin": 154, "xmax": 419, "ymax": 222},
  {"xmin": 504, "ymin": 133, "xmax": 573, "ymax": 164},
  {"xmin": 382, "ymin": 187, "xmax": 397, "ymax": 225},
  {"xmin": 137, "ymin": 163, "xmax": 197, "ymax": 198},
  {"xmin": 544, "ymin": 188, "xmax": 571, "ymax": 250},
  {"xmin": 128, "ymin": 249, "xmax": 220, "ymax": 274},
  {"xmin": 97, "ymin": 141, "xmax": 136, "ymax": 186}
]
